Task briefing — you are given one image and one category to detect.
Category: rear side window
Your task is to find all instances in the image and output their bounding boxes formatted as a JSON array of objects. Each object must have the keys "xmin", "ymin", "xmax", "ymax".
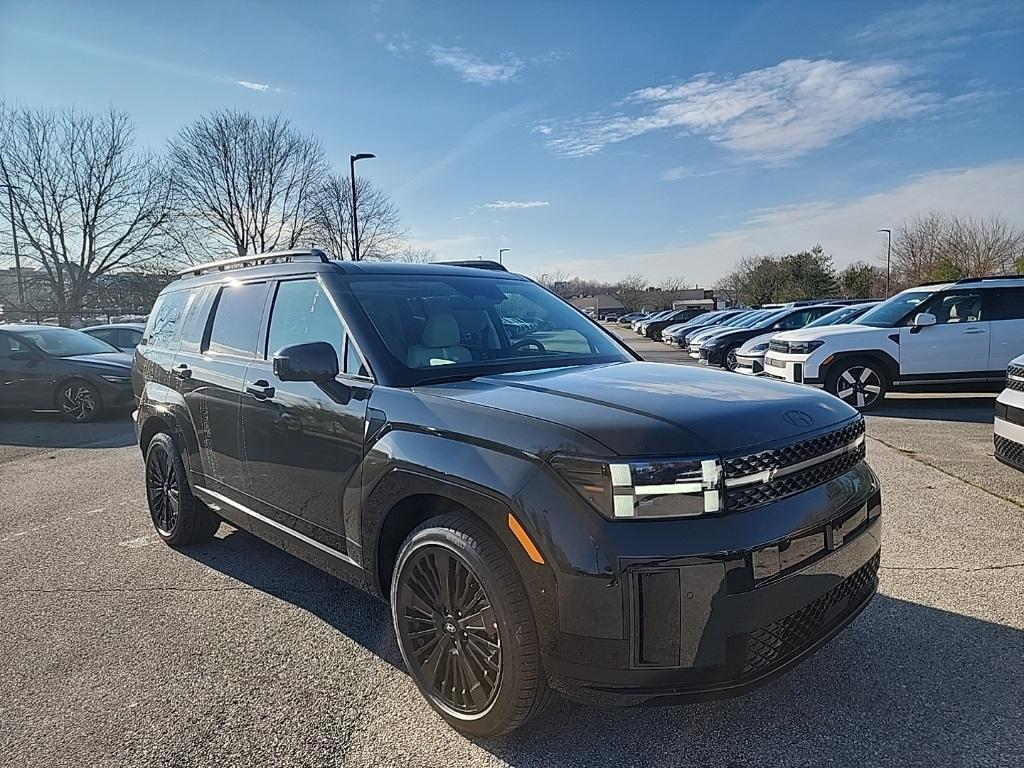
[
  {"xmin": 87, "ymin": 328, "xmax": 117, "ymax": 345},
  {"xmin": 206, "ymin": 282, "xmax": 269, "ymax": 357},
  {"xmin": 266, "ymin": 279, "xmax": 345, "ymax": 362},
  {"xmin": 120, "ymin": 328, "xmax": 143, "ymax": 348},
  {"xmin": 986, "ymin": 288, "xmax": 1024, "ymax": 321},
  {"xmin": 145, "ymin": 290, "xmax": 190, "ymax": 350},
  {"xmin": 178, "ymin": 286, "xmax": 217, "ymax": 353}
]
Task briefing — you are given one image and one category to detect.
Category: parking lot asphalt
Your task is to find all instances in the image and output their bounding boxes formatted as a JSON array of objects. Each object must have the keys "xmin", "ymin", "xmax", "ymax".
[{"xmin": 1, "ymin": 332, "xmax": 1022, "ymax": 768}]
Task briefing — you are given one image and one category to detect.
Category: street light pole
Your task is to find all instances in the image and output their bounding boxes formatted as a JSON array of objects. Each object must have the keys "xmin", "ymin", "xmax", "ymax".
[
  {"xmin": 878, "ymin": 228, "xmax": 892, "ymax": 298},
  {"xmin": 0, "ymin": 182, "xmax": 24, "ymax": 305},
  {"xmin": 349, "ymin": 153, "xmax": 376, "ymax": 261},
  {"xmin": 498, "ymin": 248, "xmax": 510, "ymax": 265}
]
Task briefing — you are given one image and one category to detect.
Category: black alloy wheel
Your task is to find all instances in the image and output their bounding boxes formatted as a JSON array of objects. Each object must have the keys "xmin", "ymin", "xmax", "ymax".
[
  {"xmin": 724, "ymin": 347, "xmax": 740, "ymax": 372},
  {"xmin": 58, "ymin": 380, "xmax": 100, "ymax": 422},
  {"xmin": 144, "ymin": 433, "xmax": 220, "ymax": 547},
  {"xmin": 396, "ymin": 545, "xmax": 502, "ymax": 715}
]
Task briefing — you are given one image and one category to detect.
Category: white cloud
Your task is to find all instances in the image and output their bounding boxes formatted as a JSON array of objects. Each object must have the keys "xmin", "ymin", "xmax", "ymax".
[
  {"xmin": 483, "ymin": 200, "xmax": 549, "ymax": 210},
  {"xmin": 428, "ymin": 46, "xmax": 523, "ymax": 85},
  {"xmin": 544, "ymin": 58, "xmax": 936, "ymax": 161},
  {"xmin": 528, "ymin": 161, "xmax": 1024, "ymax": 285},
  {"xmin": 236, "ymin": 80, "xmax": 272, "ymax": 93},
  {"xmin": 853, "ymin": 1, "xmax": 1023, "ymax": 46}
]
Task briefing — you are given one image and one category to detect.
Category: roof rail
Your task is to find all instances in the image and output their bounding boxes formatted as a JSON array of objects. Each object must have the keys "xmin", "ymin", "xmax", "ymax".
[
  {"xmin": 176, "ymin": 249, "xmax": 331, "ymax": 278},
  {"xmin": 437, "ymin": 260, "xmax": 508, "ymax": 272},
  {"xmin": 954, "ymin": 274, "xmax": 1024, "ymax": 284}
]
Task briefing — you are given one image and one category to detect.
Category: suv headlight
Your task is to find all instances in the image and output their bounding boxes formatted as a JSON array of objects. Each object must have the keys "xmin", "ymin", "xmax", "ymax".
[
  {"xmin": 786, "ymin": 340, "xmax": 825, "ymax": 355},
  {"xmin": 750, "ymin": 341, "xmax": 770, "ymax": 353},
  {"xmin": 551, "ymin": 455, "xmax": 723, "ymax": 519}
]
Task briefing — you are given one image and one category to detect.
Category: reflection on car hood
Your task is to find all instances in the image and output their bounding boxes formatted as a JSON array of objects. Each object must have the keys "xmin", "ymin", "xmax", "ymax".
[
  {"xmin": 738, "ymin": 331, "xmax": 777, "ymax": 354},
  {"xmin": 423, "ymin": 361, "xmax": 858, "ymax": 456},
  {"xmin": 771, "ymin": 324, "xmax": 882, "ymax": 344},
  {"xmin": 63, "ymin": 352, "xmax": 134, "ymax": 369}
]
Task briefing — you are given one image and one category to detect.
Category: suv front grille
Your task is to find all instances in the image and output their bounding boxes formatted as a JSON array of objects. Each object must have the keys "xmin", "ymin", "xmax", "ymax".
[
  {"xmin": 724, "ymin": 419, "xmax": 865, "ymax": 477},
  {"xmin": 995, "ymin": 434, "xmax": 1024, "ymax": 468},
  {"xmin": 1007, "ymin": 364, "xmax": 1024, "ymax": 392},
  {"xmin": 726, "ymin": 442, "xmax": 866, "ymax": 513},
  {"xmin": 742, "ymin": 553, "xmax": 879, "ymax": 678}
]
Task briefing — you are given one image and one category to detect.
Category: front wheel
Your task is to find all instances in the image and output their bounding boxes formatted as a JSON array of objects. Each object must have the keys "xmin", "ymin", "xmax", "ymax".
[
  {"xmin": 826, "ymin": 358, "xmax": 888, "ymax": 411},
  {"xmin": 723, "ymin": 345, "xmax": 741, "ymax": 372},
  {"xmin": 391, "ymin": 515, "xmax": 550, "ymax": 738},
  {"xmin": 58, "ymin": 379, "xmax": 102, "ymax": 422}
]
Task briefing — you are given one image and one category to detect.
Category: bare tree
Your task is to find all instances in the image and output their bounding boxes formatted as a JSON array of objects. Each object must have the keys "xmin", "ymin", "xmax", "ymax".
[
  {"xmin": 308, "ymin": 173, "xmax": 404, "ymax": 261},
  {"xmin": 612, "ymin": 274, "xmax": 650, "ymax": 311},
  {"xmin": 0, "ymin": 104, "xmax": 171, "ymax": 323},
  {"xmin": 167, "ymin": 111, "xmax": 326, "ymax": 261},
  {"xmin": 388, "ymin": 245, "xmax": 437, "ymax": 264}
]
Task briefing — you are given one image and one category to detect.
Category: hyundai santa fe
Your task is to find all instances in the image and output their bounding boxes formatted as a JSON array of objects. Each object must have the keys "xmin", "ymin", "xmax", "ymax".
[{"xmin": 132, "ymin": 250, "xmax": 882, "ymax": 737}]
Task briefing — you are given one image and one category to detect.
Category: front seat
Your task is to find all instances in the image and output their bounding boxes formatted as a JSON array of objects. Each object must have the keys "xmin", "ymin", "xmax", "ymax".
[{"xmin": 407, "ymin": 314, "xmax": 472, "ymax": 368}]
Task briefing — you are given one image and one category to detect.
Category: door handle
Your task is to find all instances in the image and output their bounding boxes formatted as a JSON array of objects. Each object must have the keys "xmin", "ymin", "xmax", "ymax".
[
  {"xmin": 172, "ymin": 363, "xmax": 192, "ymax": 379},
  {"xmin": 246, "ymin": 380, "xmax": 276, "ymax": 400},
  {"xmin": 962, "ymin": 328, "xmax": 986, "ymax": 335}
]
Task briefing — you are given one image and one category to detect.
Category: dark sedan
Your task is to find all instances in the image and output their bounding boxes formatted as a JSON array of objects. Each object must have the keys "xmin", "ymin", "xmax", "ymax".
[
  {"xmin": 699, "ymin": 305, "xmax": 842, "ymax": 371},
  {"xmin": 0, "ymin": 324, "xmax": 135, "ymax": 421}
]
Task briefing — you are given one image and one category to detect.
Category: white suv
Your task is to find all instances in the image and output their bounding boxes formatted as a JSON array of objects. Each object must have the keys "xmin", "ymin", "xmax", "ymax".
[
  {"xmin": 763, "ymin": 277, "xmax": 1024, "ymax": 410},
  {"xmin": 995, "ymin": 354, "xmax": 1024, "ymax": 472}
]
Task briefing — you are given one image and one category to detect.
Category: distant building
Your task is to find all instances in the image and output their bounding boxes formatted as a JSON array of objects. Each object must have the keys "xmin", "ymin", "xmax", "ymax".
[{"xmin": 569, "ymin": 295, "xmax": 626, "ymax": 315}]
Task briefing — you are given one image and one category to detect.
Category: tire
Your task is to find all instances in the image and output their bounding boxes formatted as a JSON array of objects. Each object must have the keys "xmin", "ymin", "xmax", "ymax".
[
  {"xmin": 825, "ymin": 357, "xmax": 888, "ymax": 411},
  {"xmin": 144, "ymin": 432, "xmax": 220, "ymax": 547},
  {"xmin": 723, "ymin": 345, "xmax": 741, "ymax": 372},
  {"xmin": 57, "ymin": 379, "xmax": 102, "ymax": 422},
  {"xmin": 391, "ymin": 514, "xmax": 551, "ymax": 738}
]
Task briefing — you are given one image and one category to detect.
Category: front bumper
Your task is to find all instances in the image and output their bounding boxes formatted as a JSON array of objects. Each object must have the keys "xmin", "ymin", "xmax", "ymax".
[
  {"xmin": 994, "ymin": 390, "xmax": 1024, "ymax": 472},
  {"xmin": 734, "ymin": 352, "xmax": 765, "ymax": 375},
  {"xmin": 522, "ymin": 454, "xmax": 882, "ymax": 706},
  {"xmin": 762, "ymin": 352, "xmax": 825, "ymax": 386}
]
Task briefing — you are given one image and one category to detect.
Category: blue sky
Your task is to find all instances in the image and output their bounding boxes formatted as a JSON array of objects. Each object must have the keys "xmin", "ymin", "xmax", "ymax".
[{"xmin": 1, "ymin": 0, "xmax": 1022, "ymax": 284}]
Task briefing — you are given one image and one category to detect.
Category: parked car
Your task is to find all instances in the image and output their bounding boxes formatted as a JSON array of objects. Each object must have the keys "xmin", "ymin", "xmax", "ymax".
[
  {"xmin": 763, "ymin": 277, "xmax": 1024, "ymax": 410},
  {"xmin": 82, "ymin": 322, "xmax": 146, "ymax": 352},
  {"xmin": 617, "ymin": 312, "xmax": 646, "ymax": 326},
  {"xmin": 661, "ymin": 309, "xmax": 746, "ymax": 344},
  {"xmin": 644, "ymin": 308, "xmax": 708, "ymax": 340},
  {"xmin": 995, "ymin": 354, "xmax": 1024, "ymax": 472},
  {"xmin": 699, "ymin": 304, "xmax": 841, "ymax": 371},
  {"xmin": 734, "ymin": 303, "xmax": 880, "ymax": 376},
  {"xmin": 0, "ymin": 324, "xmax": 134, "ymax": 421},
  {"xmin": 684, "ymin": 310, "xmax": 769, "ymax": 354},
  {"xmin": 133, "ymin": 249, "xmax": 882, "ymax": 737},
  {"xmin": 634, "ymin": 309, "xmax": 675, "ymax": 333}
]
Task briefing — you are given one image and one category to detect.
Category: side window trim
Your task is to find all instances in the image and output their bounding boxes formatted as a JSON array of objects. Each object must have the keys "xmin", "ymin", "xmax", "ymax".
[{"xmin": 203, "ymin": 280, "xmax": 273, "ymax": 360}]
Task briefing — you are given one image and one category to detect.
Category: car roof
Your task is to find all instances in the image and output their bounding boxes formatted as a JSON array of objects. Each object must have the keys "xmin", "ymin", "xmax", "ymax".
[
  {"xmin": 0, "ymin": 323, "xmax": 66, "ymax": 332},
  {"xmin": 81, "ymin": 323, "xmax": 146, "ymax": 330}
]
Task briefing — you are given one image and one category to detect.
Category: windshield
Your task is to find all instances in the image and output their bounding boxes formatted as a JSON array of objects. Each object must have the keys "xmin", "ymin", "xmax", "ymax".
[
  {"xmin": 19, "ymin": 327, "xmax": 120, "ymax": 357},
  {"xmin": 806, "ymin": 304, "xmax": 871, "ymax": 328},
  {"xmin": 351, "ymin": 276, "xmax": 632, "ymax": 381},
  {"xmin": 857, "ymin": 291, "xmax": 935, "ymax": 328}
]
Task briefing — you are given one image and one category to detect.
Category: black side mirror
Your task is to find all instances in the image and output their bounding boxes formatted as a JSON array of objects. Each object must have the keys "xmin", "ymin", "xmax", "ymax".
[{"xmin": 273, "ymin": 342, "xmax": 339, "ymax": 383}]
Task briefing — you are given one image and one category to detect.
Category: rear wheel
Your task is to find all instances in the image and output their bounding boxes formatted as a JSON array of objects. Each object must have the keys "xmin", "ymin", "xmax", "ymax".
[
  {"xmin": 57, "ymin": 379, "xmax": 101, "ymax": 422},
  {"xmin": 826, "ymin": 358, "xmax": 888, "ymax": 411},
  {"xmin": 391, "ymin": 515, "xmax": 550, "ymax": 738},
  {"xmin": 145, "ymin": 433, "xmax": 220, "ymax": 547}
]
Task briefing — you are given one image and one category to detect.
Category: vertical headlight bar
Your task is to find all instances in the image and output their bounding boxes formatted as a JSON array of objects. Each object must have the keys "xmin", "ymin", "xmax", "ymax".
[{"xmin": 553, "ymin": 455, "xmax": 724, "ymax": 520}]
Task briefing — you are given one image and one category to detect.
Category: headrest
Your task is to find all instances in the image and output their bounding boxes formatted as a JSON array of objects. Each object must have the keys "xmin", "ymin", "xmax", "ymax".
[{"xmin": 422, "ymin": 314, "xmax": 460, "ymax": 347}]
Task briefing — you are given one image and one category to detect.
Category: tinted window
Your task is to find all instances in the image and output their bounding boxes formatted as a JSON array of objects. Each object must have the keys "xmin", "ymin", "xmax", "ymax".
[
  {"xmin": 206, "ymin": 282, "xmax": 269, "ymax": 357},
  {"xmin": 145, "ymin": 290, "xmax": 190, "ymax": 349},
  {"xmin": 121, "ymin": 328, "xmax": 144, "ymax": 348},
  {"xmin": 345, "ymin": 337, "xmax": 368, "ymax": 377},
  {"xmin": 17, "ymin": 328, "xmax": 119, "ymax": 357},
  {"xmin": 178, "ymin": 286, "xmax": 217, "ymax": 352},
  {"xmin": 0, "ymin": 332, "xmax": 28, "ymax": 358},
  {"xmin": 87, "ymin": 328, "xmax": 117, "ymax": 344},
  {"xmin": 266, "ymin": 279, "xmax": 344, "ymax": 361},
  {"xmin": 986, "ymin": 288, "xmax": 1024, "ymax": 321}
]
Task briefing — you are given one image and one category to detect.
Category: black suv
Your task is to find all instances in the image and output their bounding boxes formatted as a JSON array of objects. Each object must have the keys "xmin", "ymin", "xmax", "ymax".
[{"xmin": 133, "ymin": 250, "xmax": 882, "ymax": 737}]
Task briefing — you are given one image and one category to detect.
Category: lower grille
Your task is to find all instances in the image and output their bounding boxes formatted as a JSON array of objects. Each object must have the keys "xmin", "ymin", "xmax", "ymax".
[
  {"xmin": 995, "ymin": 434, "xmax": 1024, "ymax": 468},
  {"xmin": 726, "ymin": 442, "xmax": 866, "ymax": 513},
  {"xmin": 742, "ymin": 553, "xmax": 880, "ymax": 678},
  {"xmin": 1007, "ymin": 364, "xmax": 1024, "ymax": 392}
]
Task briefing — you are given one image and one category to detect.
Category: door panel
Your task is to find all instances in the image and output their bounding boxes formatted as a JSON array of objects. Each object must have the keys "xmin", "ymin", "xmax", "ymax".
[
  {"xmin": 898, "ymin": 291, "xmax": 990, "ymax": 377},
  {"xmin": 241, "ymin": 277, "xmax": 370, "ymax": 555},
  {"xmin": 0, "ymin": 333, "xmax": 53, "ymax": 408},
  {"xmin": 985, "ymin": 288, "xmax": 1024, "ymax": 374}
]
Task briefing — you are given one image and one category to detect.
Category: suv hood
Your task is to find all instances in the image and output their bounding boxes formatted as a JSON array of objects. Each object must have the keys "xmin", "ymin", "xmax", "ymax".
[
  {"xmin": 63, "ymin": 351, "xmax": 133, "ymax": 369},
  {"xmin": 421, "ymin": 361, "xmax": 857, "ymax": 457},
  {"xmin": 772, "ymin": 324, "xmax": 880, "ymax": 343}
]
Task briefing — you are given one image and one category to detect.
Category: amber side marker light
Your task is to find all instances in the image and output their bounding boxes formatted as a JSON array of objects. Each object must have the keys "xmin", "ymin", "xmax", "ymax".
[{"xmin": 507, "ymin": 514, "xmax": 545, "ymax": 564}]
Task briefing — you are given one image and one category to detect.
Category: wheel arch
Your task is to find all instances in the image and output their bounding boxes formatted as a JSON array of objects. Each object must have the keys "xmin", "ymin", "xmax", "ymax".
[{"xmin": 821, "ymin": 349, "xmax": 898, "ymax": 386}]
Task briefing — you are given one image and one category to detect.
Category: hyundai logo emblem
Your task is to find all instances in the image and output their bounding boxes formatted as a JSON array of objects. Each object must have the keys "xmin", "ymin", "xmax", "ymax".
[{"xmin": 783, "ymin": 410, "xmax": 814, "ymax": 427}]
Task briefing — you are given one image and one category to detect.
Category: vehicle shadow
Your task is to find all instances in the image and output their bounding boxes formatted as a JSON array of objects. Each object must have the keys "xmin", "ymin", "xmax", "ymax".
[
  {"xmin": 186, "ymin": 527, "xmax": 1024, "ymax": 767},
  {"xmin": 870, "ymin": 394, "xmax": 996, "ymax": 424},
  {"xmin": 0, "ymin": 410, "xmax": 137, "ymax": 449}
]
